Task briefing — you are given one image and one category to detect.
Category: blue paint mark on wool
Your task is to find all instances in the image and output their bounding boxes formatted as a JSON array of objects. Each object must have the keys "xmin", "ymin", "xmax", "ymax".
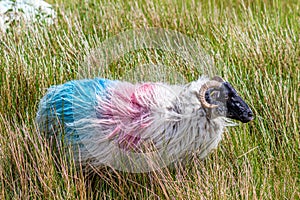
[{"xmin": 37, "ymin": 78, "xmax": 114, "ymax": 143}]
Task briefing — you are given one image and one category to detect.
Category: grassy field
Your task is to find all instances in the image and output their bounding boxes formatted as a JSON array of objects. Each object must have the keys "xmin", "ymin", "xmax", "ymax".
[{"xmin": 0, "ymin": 0, "xmax": 299, "ymax": 199}]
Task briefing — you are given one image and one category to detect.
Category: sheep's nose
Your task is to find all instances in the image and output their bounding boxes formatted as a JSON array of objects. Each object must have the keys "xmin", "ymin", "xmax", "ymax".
[
  {"xmin": 246, "ymin": 111, "xmax": 254, "ymax": 121},
  {"xmin": 248, "ymin": 111, "xmax": 253, "ymax": 117}
]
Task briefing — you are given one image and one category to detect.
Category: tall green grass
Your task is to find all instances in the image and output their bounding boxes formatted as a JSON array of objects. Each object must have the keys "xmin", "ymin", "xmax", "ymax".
[{"xmin": 0, "ymin": 0, "xmax": 299, "ymax": 199}]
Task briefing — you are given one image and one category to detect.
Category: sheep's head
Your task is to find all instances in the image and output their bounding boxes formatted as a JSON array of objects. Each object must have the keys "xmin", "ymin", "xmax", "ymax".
[{"xmin": 198, "ymin": 76, "xmax": 254, "ymax": 123}]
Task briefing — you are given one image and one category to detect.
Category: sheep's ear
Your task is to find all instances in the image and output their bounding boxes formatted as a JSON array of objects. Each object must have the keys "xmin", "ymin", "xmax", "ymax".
[{"xmin": 212, "ymin": 76, "xmax": 225, "ymax": 83}]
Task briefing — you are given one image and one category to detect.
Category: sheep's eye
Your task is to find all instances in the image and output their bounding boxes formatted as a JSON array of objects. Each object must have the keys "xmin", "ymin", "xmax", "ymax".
[{"xmin": 210, "ymin": 91, "xmax": 220, "ymax": 98}]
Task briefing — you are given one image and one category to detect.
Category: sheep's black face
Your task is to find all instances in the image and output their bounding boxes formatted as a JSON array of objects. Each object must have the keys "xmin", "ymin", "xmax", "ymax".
[{"xmin": 205, "ymin": 82, "xmax": 253, "ymax": 123}]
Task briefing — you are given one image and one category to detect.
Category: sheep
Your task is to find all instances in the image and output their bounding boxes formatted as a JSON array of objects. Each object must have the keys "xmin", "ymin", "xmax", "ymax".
[{"xmin": 36, "ymin": 76, "xmax": 253, "ymax": 172}]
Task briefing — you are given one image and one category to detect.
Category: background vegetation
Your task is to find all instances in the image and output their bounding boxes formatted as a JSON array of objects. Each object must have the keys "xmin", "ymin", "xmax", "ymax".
[{"xmin": 0, "ymin": 0, "xmax": 299, "ymax": 199}]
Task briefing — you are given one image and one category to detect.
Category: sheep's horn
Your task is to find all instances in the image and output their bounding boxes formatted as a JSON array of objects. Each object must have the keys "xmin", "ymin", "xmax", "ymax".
[
  {"xmin": 212, "ymin": 76, "xmax": 225, "ymax": 83},
  {"xmin": 198, "ymin": 80, "xmax": 222, "ymax": 108}
]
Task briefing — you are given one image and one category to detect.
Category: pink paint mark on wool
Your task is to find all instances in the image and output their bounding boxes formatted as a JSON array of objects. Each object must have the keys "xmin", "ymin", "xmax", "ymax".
[
  {"xmin": 107, "ymin": 126, "xmax": 120, "ymax": 139},
  {"xmin": 99, "ymin": 83, "xmax": 156, "ymax": 150},
  {"xmin": 131, "ymin": 83, "xmax": 156, "ymax": 108},
  {"xmin": 118, "ymin": 133, "xmax": 142, "ymax": 150}
]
